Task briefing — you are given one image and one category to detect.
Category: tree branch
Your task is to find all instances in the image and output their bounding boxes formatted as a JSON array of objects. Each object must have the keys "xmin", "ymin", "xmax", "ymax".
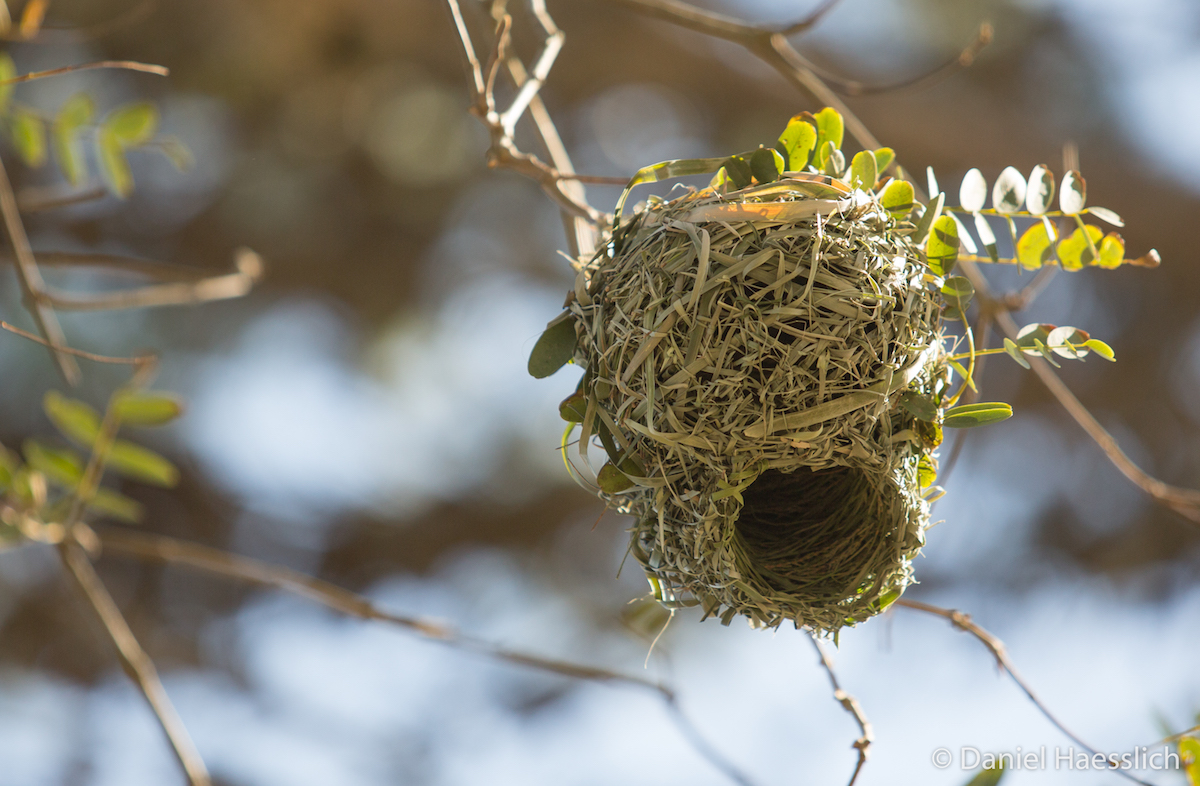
[
  {"xmin": 895, "ymin": 599, "xmax": 1154, "ymax": 786},
  {"xmin": 0, "ymin": 154, "xmax": 80, "ymax": 383},
  {"xmin": 809, "ymin": 634, "xmax": 872, "ymax": 786},
  {"xmin": 58, "ymin": 540, "xmax": 211, "ymax": 786}
]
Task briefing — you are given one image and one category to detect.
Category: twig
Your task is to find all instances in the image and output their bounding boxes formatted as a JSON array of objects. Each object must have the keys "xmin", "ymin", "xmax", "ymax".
[
  {"xmin": 1, "ymin": 321, "xmax": 155, "ymax": 366},
  {"xmin": 16, "ymin": 185, "xmax": 108, "ymax": 212},
  {"xmin": 809, "ymin": 634, "xmax": 872, "ymax": 786},
  {"xmin": 444, "ymin": 0, "xmax": 604, "ymax": 229},
  {"xmin": 39, "ymin": 248, "xmax": 264, "ymax": 312},
  {"xmin": 895, "ymin": 599, "xmax": 1155, "ymax": 786},
  {"xmin": 0, "ymin": 154, "xmax": 80, "ymax": 383},
  {"xmin": 58, "ymin": 540, "xmax": 211, "ymax": 786},
  {"xmin": 0, "ymin": 59, "xmax": 168, "ymax": 86},
  {"xmin": 95, "ymin": 527, "xmax": 757, "ymax": 786},
  {"xmin": 608, "ymin": 0, "xmax": 989, "ymax": 179},
  {"xmin": 958, "ymin": 260, "xmax": 1200, "ymax": 526}
]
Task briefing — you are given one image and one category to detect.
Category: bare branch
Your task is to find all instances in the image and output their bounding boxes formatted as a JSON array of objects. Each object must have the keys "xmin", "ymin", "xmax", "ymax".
[
  {"xmin": 895, "ymin": 599, "xmax": 1154, "ymax": 786},
  {"xmin": 58, "ymin": 540, "xmax": 211, "ymax": 786},
  {"xmin": 95, "ymin": 527, "xmax": 759, "ymax": 786},
  {"xmin": 0, "ymin": 59, "xmax": 168, "ymax": 86},
  {"xmin": 1, "ymin": 321, "xmax": 155, "ymax": 366},
  {"xmin": 39, "ymin": 248, "xmax": 264, "ymax": 312},
  {"xmin": 96, "ymin": 527, "xmax": 664, "ymax": 690},
  {"xmin": 958, "ymin": 259, "xmax": 1200, "ymax": 526},
  {"xmin": 16, "ymin": 185, "xmax": 108, "ymax": 212},
  {"xmin": 809, "ymin": 634, "xmax": 872, "ymax": 786},
  {"xmin": 0, "ymin": 154, "xmax": 80, "ymax": 383},
  {"xmin": 444, "ymin": 0, "xmax": 604, "ymax": 232}
]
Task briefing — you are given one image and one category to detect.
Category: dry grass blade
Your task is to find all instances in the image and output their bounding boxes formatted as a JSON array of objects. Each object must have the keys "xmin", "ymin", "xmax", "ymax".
[
  {"xmin": 58, "ymin": 540, "xmax": 211, "ymax": 786},
  {"xmin": 895, "ymin": 599, "xmax": 1155, "ymax": 786}
]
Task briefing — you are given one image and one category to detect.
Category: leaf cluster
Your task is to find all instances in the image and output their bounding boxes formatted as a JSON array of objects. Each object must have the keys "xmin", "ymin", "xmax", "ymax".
[{"xmin": 0, "ymin": 389, "xmax": 183, "ymax": 545}]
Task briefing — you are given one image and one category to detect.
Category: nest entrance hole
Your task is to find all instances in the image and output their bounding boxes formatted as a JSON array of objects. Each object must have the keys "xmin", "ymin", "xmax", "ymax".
[{"xmin": 734, "ymin": 467, "xmax": 897, "ymax": 598}]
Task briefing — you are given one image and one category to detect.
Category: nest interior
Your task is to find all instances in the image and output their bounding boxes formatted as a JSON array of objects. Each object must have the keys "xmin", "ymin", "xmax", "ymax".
[{"xmin": 567, "ymin": 181, "xmax": 945, "ymax": 632}]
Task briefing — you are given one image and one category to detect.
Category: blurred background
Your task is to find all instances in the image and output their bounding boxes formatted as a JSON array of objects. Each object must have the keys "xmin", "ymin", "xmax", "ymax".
[{"xmin": 0, "ymin": 0, "xmax": 1198, "ymax": 783}]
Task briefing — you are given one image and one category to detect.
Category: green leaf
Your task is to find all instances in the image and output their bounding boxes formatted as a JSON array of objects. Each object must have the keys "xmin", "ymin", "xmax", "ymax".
[
  {"xmin": 0, "ymin": 445, "xmax": 16, "ymax": 493},
  {"xmin": 1178, "ymin": 736, "xmax": 1199, "ymax": 786},
  {"xmin": 10, "ymin": 107, "xmax": 46, "ymax": 167},
  {"xmin": 1097, "ymin": 232, "xmax": 1125, "ymax": 269},
  {"xmin": 821, "ymin": 143, "xmax": 843, "ymax": 177},
  {"xmin": 912, "ymin": 192, "xmax": 945, "ymax": 244},
  {"xmin": 721, "ymin": 154, "xmax": 753, "ymax": 189},
  {"xmin": 1056, "ymin": 225, "xmax": 1103, "ymax": 271},
  {"xmin": 879, "ymin": 179, "xmax": 914, "ymax": 218},
  {"xmin": 107, "ymin": 440, "xmax": 179, "ymax": 487},
  {"xmin": 89, "ymin": 487, "xmax": 144, "ymax": 523},
  {"xmin": 528, "ymin": 316, "xmax": 577, "ymax": 378},
  {"xmin": 1084, "ymin": 338, "xmax": 1115, "ymax": 361},
  {"xmin": 558, "ymin": 392, "xmax": 588, "ymax": 423},
  {"xmin": 951, "ymin": 213, "xmax": 977, "ymax": 255},
  {"xmin": 97, "ymin": 128, "xmax": 133, "ymax": 198},
  {"xmin": 812, "ymin": 107, "xmax": 844, "ymax": 169},
  {"xmin": 974, "ymin": 213, "xmax": 999, "ymax": 262},
  {"xmin": 597, "ymin": 460, "xmax": 634, "ymax": 493},
  {"xmin": 1003, "ymin": 338, "xmax": 1031, "ymax": 369},
  {"xmin": 943, "ymin": 402, "xmax": 1013, "ymax": 428},
  {"xmin": 991, "ymin": 166, "xmax": 1026, "ymax": 214},
  {"xmin": 776, "ymin": 115, "xmax": 816, "ymax": 171},
  {"xmin": 103, "ymin": 101, "xmax": 158, "ymax": 147},
  {"xmin": 52, "ymin": 93, "xmax": 94, "ymax": 187},
  {"xmin": 749, "ymin": 146, "xmax": 782, "ymax": 184},
  {"xmin": 22, "ymin": 439, "xmax": 85, "ymax": 487},
  {"xmin": 0, "ymin": 54, "xmax": 15, "ymax": 115},
  {"xmin": 1015, "ymin": 323, "xmax": 1055, "ymax": 355},
  {"xmin": 1085, "ymin": 206, "xmax": 1124, "ymax": 227},
  {"xmin": 112, "ymin": 391, "xmax": 185, "ymax": 425},
  {"xmin": 43, "ymin": 391, "xmax": 101, "ymax": 446},
  {"xmin": 1059, "ymin": 169, "xmax": 1086, "ymax": 214},
  {"xmin": 958, "ymin": 167, "xmax": 987, "ymax": 212},
  {"xmin": 963, "ymin": 762, "xmax": 1005, "ymax": 786},
  {"xmin": 1026, "ymin": 164, "xmax": 1054, "ymax": 215},
  {"xmin": 1046, "ymin": 325, "xmax": 1091, "ymax": 359},
  {"xmin": 940, "ymin": 275, "xmax": 975, "ymax": 312},
  {"xmin": 898, "ymin": 390, "xmax": 937, "ymax": 421},
  {"xmin": 925, "ymin": 215, "xmax": 959, "ymax": 277},
  {"xmin": 917, "ymin": 454, "xmax": 937, "ymax": 488},
  {"xmin": 848, "ymin": 150, "xmax": 877, "ymax": 191},
  {"xmin": 1016, "ymin": 221, "xmax": 1054, "ymax": 269},
  {"xmin": 872, "ymin": 147, "xmax": 895, "ymax": 173}
]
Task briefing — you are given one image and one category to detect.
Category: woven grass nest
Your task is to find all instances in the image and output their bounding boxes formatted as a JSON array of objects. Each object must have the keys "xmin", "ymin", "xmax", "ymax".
[{"xmin": 529, "ymin": 109, "xmax": 1021, "ymax": 633}]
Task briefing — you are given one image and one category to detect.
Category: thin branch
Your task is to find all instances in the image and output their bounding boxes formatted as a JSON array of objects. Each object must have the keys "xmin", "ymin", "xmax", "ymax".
[
  {"xmin": 895, "ymin": 599, "xmax": 1154, "ymax": 786},
  {"xmin": 778, "ymin": 0, "xmax": 844, "ymax": 37},
  {"xmin": 95, "ymin": 527, "xmax": 758, "ymax": 786},
  {"xmin": 1, "ymin": 321, "xmax": 155, "ymax": 365},
  {"xmin": 16, "ymin": 185, "xmax": 108, "ymax": 212},
  {"xmin": 958, "ymin": 259, "xmax": 1200, "ymax": 526},
  {"xmin": 0, "ymin": 154, "xmax": 80, "ymax": 383},
  {"xmin": 38, "ymin": 248, "xmax": 264, "ymax": 312},
  {"xmin": 445, "ymin": 0, "xmax": 604, "ymax": 229},
  {"xmin": 58, "ymin": 540, "xmax": 211, "ymax": 786},
  {"xmin": 0, "ymin": 59, "xmax": 168, "ymax": 86},
  {"xmin": 809, "ymin": 634, "xmax": 872, "ymax": 786}
]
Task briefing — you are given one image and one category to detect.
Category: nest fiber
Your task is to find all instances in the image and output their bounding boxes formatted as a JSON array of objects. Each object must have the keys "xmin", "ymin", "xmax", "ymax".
[{"xmin": 566, "ymin": 181, "xmax": 944, "ymax": 632}]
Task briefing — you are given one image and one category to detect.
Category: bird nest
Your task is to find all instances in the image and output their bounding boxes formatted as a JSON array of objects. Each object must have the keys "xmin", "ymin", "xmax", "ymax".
[{"xmin": 558, "ymin": 177, "xmax": 945, "ymax": 633}]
